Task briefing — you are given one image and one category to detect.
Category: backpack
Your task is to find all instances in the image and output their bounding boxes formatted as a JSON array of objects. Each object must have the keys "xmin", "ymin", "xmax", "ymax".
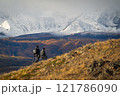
[
  {"xmin": 41, "ymin": 49, "xmax": 46, "ymax": 56},
  {"xmin": 33, "ymin": 49, "xmax": 36, "ymax": 54}
]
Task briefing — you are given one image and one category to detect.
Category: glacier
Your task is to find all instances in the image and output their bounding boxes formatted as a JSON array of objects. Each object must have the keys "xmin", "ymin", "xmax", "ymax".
[{"xmin": 0, "ymin": 9, "xmax": 120, "ymax": 37}]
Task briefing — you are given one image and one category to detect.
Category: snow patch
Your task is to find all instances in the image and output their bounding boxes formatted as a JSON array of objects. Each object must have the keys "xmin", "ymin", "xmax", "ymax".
[{"xmin": 0, "ymin": 20, "xmax": 10, "ymax": 31}]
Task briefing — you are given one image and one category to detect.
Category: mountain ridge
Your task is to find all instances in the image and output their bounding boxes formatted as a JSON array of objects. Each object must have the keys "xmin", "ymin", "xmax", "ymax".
[{"xmin": 0, "ymin": 9, "xmax": 120, "ymax": 38}]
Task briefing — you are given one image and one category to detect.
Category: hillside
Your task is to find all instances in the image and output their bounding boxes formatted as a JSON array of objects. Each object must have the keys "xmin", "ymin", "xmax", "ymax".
[{"xmin": 0, "ymin": 39, "xmax": 120, "ymax": 80}]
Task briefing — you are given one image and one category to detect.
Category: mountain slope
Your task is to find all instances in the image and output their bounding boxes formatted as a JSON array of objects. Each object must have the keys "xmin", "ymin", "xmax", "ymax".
[
  {"xmin": 0, "ymin": 39, "xmax": 120, "ymax": 80},
  {"xmin": 60, "ymin": 9, "xmax": 120, "ymax": 35}
]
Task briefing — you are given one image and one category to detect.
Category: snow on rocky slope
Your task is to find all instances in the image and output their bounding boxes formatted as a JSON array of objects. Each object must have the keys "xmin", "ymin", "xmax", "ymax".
[{"xmin": 0, "ymin": 9, "xmax": 120, "ymax": 37}]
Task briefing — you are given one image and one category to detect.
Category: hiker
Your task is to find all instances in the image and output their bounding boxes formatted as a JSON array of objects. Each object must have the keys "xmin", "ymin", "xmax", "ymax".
[
  {"xmin": 40, "ymin": 48, "xmax": 47, "ymax": 60},
  {"xmin": 33, "ymin": 45, "xmax": 40, "ymax": 62}
]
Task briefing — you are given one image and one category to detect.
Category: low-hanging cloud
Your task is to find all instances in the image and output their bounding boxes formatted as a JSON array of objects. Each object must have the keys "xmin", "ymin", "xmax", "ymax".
[{"xmin": 0, "ymin": 0, "xmax": 120, "ymax": 16}]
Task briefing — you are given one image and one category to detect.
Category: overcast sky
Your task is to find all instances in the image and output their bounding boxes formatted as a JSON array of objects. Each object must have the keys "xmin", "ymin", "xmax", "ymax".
[{"xmin": 0, "ymin": 0, "xmax": 120, "ymax": 16}]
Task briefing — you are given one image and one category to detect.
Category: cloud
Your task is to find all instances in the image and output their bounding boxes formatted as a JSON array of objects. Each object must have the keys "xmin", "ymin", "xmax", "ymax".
[{"xmin": 0, "ymin": 0, "xmax": 120, "ymax": 16}]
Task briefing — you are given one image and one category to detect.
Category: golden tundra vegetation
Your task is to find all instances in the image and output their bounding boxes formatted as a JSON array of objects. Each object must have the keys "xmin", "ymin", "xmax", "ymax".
[{"xmin": 0, "ymin": 39, "xmax": 120, "ymax": 80}]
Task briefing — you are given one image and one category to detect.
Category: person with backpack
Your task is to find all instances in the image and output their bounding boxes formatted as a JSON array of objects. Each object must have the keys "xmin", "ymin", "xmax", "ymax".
[
  {"xmin": 40, "ymin": 48, "xmax": 47, "ymax": 60},
  {"xmin": 33, "ymin": 45, "xmax": 40, "ymax": 63}
]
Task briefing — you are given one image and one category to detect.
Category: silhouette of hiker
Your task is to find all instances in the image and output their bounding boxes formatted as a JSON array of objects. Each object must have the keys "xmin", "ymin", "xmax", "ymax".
[
  {"xmin": 33, "ymin": 45, "xmax": 40, "ymax": 63},
  {"xmin": 40, "ymin": 48, "xmax": 47, "ymax": 60}
]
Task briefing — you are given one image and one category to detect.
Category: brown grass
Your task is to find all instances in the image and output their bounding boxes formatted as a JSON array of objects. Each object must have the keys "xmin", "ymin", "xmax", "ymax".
[{"xmin": 0, "ymin": 39, "xmax": 120, "ymax": 80}]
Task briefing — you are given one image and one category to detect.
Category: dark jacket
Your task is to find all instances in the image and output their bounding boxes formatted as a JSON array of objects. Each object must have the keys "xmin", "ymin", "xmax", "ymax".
[{"xmin": 36, "ymin": 47, "xmax": 40, "ymax": 55}]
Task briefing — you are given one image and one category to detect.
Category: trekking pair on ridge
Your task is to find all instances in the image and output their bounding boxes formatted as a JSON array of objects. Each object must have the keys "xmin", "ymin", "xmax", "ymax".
[{"xmin": 33, "ymin": 45, "xmax": 47, "ymax": 63}]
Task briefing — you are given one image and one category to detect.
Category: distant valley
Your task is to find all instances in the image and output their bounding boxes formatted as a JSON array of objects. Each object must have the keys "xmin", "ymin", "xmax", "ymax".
[
  {"xmin": 0, "ymin": 54, "xmax": 32, "ymax": 74},
  {"xmin": 0, "ymin": 32, "xmax": 120, "ymax": 74}
]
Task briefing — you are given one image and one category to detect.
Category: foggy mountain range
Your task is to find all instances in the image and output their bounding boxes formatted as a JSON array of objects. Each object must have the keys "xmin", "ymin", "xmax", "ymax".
[{"xmin": 0, "ymin": 0, "xmax": 120, "ymax": 38}]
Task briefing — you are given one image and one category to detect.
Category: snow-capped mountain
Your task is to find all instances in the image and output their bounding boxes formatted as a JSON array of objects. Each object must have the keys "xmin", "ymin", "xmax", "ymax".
[
  {"xmin": 0, "ymin": 13, "xmax": 71, "ymax": 37},
  {"xmin": 0, "ymin": 9, "xmax": 120, "ymax": 37},
  {"xmin": 59, "ymin": 9, "xmax": 120, "ymax": 35}
]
